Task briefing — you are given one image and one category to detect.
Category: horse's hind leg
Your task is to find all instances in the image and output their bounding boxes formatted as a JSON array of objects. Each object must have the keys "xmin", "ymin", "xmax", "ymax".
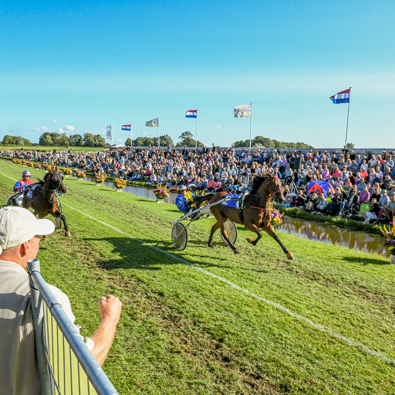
[
  {"xmin": 244, "ymin": 222, "xmax": 262, "ymax": 246},
  {"xmin": 58, "ymin": 213, "xmax": 71, "ymax": 237},
  {"xmin": 220, "ymin": 222, "xmax": 240, "ymax": 254},
  {"xmin": 263, "ymin": 224, "xmax": 295, "ymax": 259},
  {"xmin": 208, "ymin": 222, "xmax": 220, "ymax": 248}
]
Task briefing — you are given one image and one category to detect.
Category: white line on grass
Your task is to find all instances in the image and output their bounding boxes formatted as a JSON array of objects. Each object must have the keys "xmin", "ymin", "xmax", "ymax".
[{"xmin": 1, "ymin": 168, "xmax": 394, "ymax": 365}]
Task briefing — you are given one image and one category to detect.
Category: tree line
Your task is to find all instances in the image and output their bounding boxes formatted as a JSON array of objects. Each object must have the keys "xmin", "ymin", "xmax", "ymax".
[
  {"xmin": 1, "ymin": 131, "xmax": 314, "ymax": 149},
  {"xmin": 1, "ymin": 132, "xmax": 107, "ymax": 147},
  {"xmin": 231, "ymin": 136, "xmax": 314, "ymax": 149}
]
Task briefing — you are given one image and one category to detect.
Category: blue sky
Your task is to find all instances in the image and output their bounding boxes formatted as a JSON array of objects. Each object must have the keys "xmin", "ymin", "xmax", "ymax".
[{"xmin": 1, "ymin": 0, "xmax": 394, "ymax": 147}]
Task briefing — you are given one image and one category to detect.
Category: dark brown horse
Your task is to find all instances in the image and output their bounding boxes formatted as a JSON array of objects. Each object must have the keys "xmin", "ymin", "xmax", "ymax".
[
  {"xmin": 202, "ymin": 175, "xmax": 294, "ymax": 258},
  {"xmin": 16, "ymin": 167, "xmax": 71, "ymax": 238}
]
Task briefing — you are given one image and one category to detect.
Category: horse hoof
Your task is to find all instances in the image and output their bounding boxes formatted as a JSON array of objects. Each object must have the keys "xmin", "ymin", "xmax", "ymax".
[
  {"xmin": 65, "ymin": 232, "xmax": 71, "ymax": 237},
  {"xmin": 234, "ymin": 249, "xmax": 240, "ymax": 254},
  {"xmin": 43, "ymin": 238, "xmax": 48, "ymax": 242},
  {"xmin": 208, "ymin": 244, "xmax": 214, "ymax": 248},
  {"xmin": 287, "ymin": 252, "xmax": 295, "ymax": 260},
  {"xmin": 246, "ymin": 237, "xmax": 254, "ymax": 243}
]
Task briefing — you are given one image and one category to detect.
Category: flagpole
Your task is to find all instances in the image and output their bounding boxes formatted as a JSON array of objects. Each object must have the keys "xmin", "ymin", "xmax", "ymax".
[
  {"xmin": 195, "ymin": 110, "xmax": 198, "ymax": 149},
  {"xmin": 131, "ymin": 129, "xmax": 133, "ymax": 148},
  {"xmin": 249, "ymin": 102, "xmax": 253, "ymax": 149},
  {"xmin": 344, "ymin": 88, "xmax": 351, "ymax": 149},
  {"xmin": 111, "ymin": 124, "xmax": 113, "ymax": 145}
]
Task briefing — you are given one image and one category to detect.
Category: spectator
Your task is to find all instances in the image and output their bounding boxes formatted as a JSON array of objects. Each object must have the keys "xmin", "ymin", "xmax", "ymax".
[
  {"xmin": 315, "ymin": 193, "xmax": 328, "ymax": 214},
  {"xmin": 0, "ymin": 207, "xmax": 122, "ymax": 395},
  {"xmin": 383, "ymin": 194, "xmax": 395, "ymax": 221},
  {"xmin": 361, "ymin": 198, "xmax": 381, "ymax": 223}
]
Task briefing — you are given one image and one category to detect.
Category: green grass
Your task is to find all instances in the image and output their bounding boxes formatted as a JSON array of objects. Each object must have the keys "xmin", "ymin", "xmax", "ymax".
[{"xmin": 1, "ymin": 160, "xmax": 395, "ymax": 394}]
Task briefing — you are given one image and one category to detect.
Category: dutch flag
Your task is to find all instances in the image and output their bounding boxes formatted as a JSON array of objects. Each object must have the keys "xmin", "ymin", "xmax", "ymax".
[
  {"xmin": 122, "ymin": 125, "xmax": 131, "ymax": 131},
  {"xmin": 330, "ymin": 88, "xmax": 351, "ymax": 104},
  {"xmin": 186, "ymin": 110, "xmax": 197, "ymax": 118}
]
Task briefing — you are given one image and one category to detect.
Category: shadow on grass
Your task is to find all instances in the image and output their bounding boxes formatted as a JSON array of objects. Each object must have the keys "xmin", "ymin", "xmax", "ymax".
[
  {"xmin": 342, "ymin": 256, "xmax": 389, "ymax": 266},
  {"xmin": 85, "ymin": 236, "xmax": 234, "ymax": 272}
]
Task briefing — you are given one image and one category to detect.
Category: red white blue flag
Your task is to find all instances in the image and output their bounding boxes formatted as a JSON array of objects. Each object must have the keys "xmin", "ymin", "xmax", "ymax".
[
  {"xmin": 330, "ymin": 88, "xmax": 351, "ymax": 104},
  {"xmin": 186, "ymin": 110, "xmax": 197, "ymax": 118},
  {"xmin": 122, "ymin": 125, "xmax": 131, "ymax": 131}
]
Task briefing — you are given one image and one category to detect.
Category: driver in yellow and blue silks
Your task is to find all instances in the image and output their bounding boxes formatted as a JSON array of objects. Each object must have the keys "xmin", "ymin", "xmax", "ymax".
[{"xmin": 175, "ymin": 185, "xmax": 195, "ymax": 214}]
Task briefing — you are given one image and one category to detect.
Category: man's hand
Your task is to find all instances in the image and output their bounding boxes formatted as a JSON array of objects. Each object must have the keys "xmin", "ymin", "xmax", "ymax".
[
  {"xmin": 99, "ymin": 295, "xmax": 122, "ymax": 324},
  {"xmin": 90, "ymin": 295, "xmax": 122, "ymax": 366}
]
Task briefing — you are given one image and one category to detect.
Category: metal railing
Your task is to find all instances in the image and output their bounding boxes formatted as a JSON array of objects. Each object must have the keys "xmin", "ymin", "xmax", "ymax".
[{"xmin": 28, "ymin": 259, "xmax": 119, "ymax": 395}]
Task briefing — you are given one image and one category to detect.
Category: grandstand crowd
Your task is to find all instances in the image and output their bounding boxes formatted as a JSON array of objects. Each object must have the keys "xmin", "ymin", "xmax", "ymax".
[{"xmin": 2, "ymin": 145, "xmax": 395, "ymax": 223}]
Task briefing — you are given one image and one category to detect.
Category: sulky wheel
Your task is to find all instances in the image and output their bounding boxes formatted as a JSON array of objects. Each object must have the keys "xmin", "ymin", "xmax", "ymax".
[
  {"xmin": 221, "ymin": 220, "xmax": 238, "ymax": 245},
  {"xmin": 172, "ymin": 223, "xmax": 188, "ymax": 251}
]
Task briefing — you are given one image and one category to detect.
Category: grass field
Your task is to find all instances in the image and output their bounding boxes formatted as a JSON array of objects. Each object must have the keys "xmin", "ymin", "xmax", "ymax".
[{"xmin": 1, "ymin": 160, "xmax": 395, "ymax": 394}]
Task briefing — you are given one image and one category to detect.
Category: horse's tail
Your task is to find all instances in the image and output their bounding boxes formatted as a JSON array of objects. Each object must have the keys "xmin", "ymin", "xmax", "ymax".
[{"xmin": 192, "ymin": 193, "xmax": 215, "ymax": 208}]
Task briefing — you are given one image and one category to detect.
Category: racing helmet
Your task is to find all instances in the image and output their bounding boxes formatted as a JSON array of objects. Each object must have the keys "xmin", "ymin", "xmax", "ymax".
[
  {"xmin": 22, "ymin": 170, "xmax": 31, "ymax": 177},
  {"xmin": 178, "ymin": 185, "xmax": 187, "ymax": 191}
]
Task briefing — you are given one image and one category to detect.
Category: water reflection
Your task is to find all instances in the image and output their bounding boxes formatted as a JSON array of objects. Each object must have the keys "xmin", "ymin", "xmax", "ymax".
[
  {"xmin": 74, "ymin": 175, "xmax": 388, "ymax": 257},
  {"xmin": 277, "ymin": 217, "xmax": 389, "ymax": 257}
]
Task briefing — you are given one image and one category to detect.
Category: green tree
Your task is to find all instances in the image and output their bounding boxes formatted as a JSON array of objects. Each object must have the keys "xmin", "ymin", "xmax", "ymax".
[
  {"xmin": 346, "ymin": 142, "xmax": 355, "ymax": 149},
  {"xmin": 50, "ymin": 132, "xmax": 61, "ymax": 146},
  {"xmin": 39, "ymin": 132, "xmax": 53, "ymax": 146},
  {"xmin": 125, "ymin": 138, "xmax": 132, "ymax": 146},
  {"xmin": 142, "ymin": 137, "xmax": 154, "ymax": 146},
  {"xmin": 23, "ymin": 138, "xmax": 32, "ymax": 146},
  {"xmin": 2, "ymin": 135, "xmax": 18, "ymax": 144},
  {"xmin": 83, "ymin": 133, "xmax": 96, "ymax": 147},
  {"xmin": 59, "ymin": 134, "xmax": 70, "ymax": 147},
  {"xmin": 16, "ymin": 136, "xmax": 24, "ymax": 146},
  {"xmin": 176, "ymin": 131, "xmax": 203, "ymax": 147},
  {"xmin": 159, "ymin": 134, "xmax": 174, "ymax": 147},
  {"xmin": 133, "ymin": 137, "xmax": 144, "ymax": 146},
  {"xmin": 69, "ymin": 134, "xmax": 83, "ymax": 147},
  {"xmin": 94, "ymin": 134, "xmax": 106, "ymax": 147}
]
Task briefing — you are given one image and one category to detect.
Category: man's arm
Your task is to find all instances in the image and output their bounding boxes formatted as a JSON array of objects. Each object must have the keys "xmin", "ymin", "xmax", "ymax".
[{"xmin": 90, "ymin": 295, "xmax": 122, "ymax": 366}]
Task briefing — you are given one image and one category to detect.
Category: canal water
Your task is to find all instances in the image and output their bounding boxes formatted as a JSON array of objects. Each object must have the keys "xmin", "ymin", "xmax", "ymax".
[{"xmin": 76, "ymin": 176, "xmax": 390, "ymax": 257}]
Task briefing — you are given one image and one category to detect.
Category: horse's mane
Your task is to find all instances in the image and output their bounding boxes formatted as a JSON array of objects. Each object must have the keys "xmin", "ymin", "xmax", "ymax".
[{"xmin": 250, "ymin": 175, "xmax": 269, "ymax": 195}]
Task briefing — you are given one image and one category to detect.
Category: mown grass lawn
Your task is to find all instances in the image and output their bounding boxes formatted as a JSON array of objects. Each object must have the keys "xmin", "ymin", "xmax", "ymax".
[{"xmin": 1, "ymin": 160, "xmax": 395, "ymax": 394}]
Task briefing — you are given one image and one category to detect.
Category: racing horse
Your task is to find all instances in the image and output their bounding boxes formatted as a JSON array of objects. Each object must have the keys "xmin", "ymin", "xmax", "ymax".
[
  {"xmin": 14, "ymin": 167, "xmax": 71, "ymax": 238},
  {"xmin": 201, "ymin": 174, "xmax": 294, "ymax": 258}
]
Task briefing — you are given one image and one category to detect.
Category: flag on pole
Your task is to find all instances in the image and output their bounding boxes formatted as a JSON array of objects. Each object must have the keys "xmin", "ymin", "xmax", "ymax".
[
  {"xmin": 122, "ymin": 125, "xmax": 131, "ymax": 131},
  {"xmin": 186, "ymin": 110, "xmax": 197, "ymax": 118},
  {"xmin": 234, "ymin": 104, "xmax": 252, "ymax": 117},
  {"xmin": 106, "ymin": 125, "xmax": 112, "ymax": 140},
  {"xmin": 146, "ymin": 118, "xmax": 159, "ymax": 127},
  {"xmin": 330, "ymin": 89, "xmax": 351, "ymax": 104}
]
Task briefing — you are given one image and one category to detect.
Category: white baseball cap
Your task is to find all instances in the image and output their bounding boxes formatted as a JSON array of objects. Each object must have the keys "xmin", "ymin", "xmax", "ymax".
[{"xmin": 0, "ymin": 207, "xmax": 55, "ymax": 254}]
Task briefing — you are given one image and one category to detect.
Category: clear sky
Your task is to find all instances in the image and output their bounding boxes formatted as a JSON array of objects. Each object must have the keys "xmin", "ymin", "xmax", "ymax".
[{"xmin": 1, "ymin": 0, "xmax": 394, "ymax": 148}]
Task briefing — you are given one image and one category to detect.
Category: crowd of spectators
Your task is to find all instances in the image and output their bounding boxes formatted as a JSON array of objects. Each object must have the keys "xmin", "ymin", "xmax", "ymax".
[{"xmin": 2, "ymin": 145, "xmax": 395, "ymax": 222}]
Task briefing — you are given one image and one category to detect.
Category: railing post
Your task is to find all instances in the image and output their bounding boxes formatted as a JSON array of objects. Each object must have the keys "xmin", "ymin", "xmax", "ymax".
[{"xmin": 28, "ymin": 258, "xmax": 51, "ymax": 395}]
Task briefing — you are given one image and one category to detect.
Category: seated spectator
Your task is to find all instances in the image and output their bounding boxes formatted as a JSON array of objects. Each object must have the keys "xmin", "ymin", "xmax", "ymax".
[
  {"xmin": 383, "ymin": 194, "xmax": 395, "ymax": 221},
  {"xmin": 379, "ymin": 189, "xmax": 390, "ymax": 208},
  {"xmin": 315, "ymin": 193, "xmax": 328, "ymax": 214},
  {"xmin": 0, "ymin": 207, "xmax": 122, "ymax": 395},
  {"xmin": 339, "ymin": 188, "xmax": 359, "ymax": 217},
  {"xmin": 327, "ymin": 187, "xmax": 344, "ymax": 215},
  {"xmin": 305, "ymin": 192, "xmax": 319, "ymax": 212},
  {"xmin": 361, "ymin": 198, "xmax": 381, "ymax": 223},
  {"xmin": 292, "ymin": 190, "xmax": 306, "ymax": 208}
]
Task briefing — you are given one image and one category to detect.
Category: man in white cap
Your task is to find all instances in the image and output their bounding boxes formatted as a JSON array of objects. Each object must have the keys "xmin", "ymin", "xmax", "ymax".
[{"xmin": 0, "ymin": 207, "xmax": 122, "ymax": 395}]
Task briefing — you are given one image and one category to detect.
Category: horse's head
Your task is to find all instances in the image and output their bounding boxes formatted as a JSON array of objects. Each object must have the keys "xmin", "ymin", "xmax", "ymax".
[
  {"xmin": 46, "ymin": 167, "xmax": 67, "ymax": 194},
  {"xmin": 268, "ymin": 175, "xmax": 285, "ymax": 203}
]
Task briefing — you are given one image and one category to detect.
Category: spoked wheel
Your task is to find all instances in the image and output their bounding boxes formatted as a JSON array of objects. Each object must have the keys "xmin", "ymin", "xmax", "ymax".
[
  {"xmin": 172, "ymin": 223, "xmax": 188, "ymax": 251},
  {"xmin": 221, "ymin": 220, "xmax": 238, "ymax": 245}
]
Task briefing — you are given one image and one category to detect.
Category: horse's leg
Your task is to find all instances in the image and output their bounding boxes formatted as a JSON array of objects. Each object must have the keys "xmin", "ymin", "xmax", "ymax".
[
  {"xmin": 208, "ymin": 222, "xmax": 220, "ymax": 248},
  {"xmin": 37, "ymin": 212, "xmax": 49, "ymax": 242},
  {"xmin": 60, "ymin": 213, "xmax": 71, "ymax": 237},
  {"xmin": 220, "ymin": 221, "xmax": 240, "ymax": 254},
  {"xmin": 263, "ymin": 223, "xmax": 295, "ymax": 259},
  {"xmin": 244, "ymin": 222, "xmax": 262, "ymax": 246}
]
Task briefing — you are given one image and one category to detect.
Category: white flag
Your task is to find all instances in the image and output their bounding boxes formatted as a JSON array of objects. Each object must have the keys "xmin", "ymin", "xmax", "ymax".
[{"xmin": 234, "ymin": 104, "xmax": 252, "ymax": 118}]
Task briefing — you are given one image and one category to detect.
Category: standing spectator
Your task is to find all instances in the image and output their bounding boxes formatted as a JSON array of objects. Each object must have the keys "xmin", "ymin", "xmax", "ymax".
[{"xmin": 0, "ymin": 207, "xmax": 123, "ymax": 395}]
